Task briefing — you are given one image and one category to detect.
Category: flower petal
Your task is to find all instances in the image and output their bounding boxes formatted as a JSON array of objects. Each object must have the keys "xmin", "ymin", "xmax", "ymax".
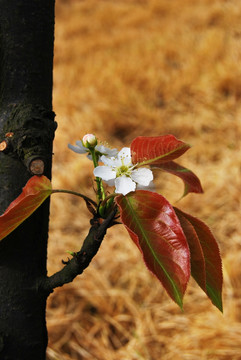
[
  {"xmin": 131, "ymin": 168, "xmax": 153, "ymax": 186},
  {"xmin": 96, "ymin": 145, "xmax": 118, "ymax": 157},
  {"xmin": 94, "ymin": 166, "xmax": 116, "ymax": 181},
  {"xmin": 75, "ymin": 140, "xmax": 88, "ymax": 151},
  {"xmin": 68, "ymin": 142, "xmax": 87, "ymax": 154},
  {"xmin": 118, "ymin": 147, "xmax": 132, "ymax": 165},
  {"xmin": 137, "ymin": 180, "xmax": 155, "ymax": 191},
  {"xmin": 115, "ymin": 176, "xmax": 136, "ymax": 196},
  {"xmin": 106, "ymin": 179, "xmax": 115, "ymax": 187},
  {"xmin": 100, "ymin": 155, "xmax": 123, "ymax": 168},
  {"xmin": 100, "ymin": 155, "xmax": 115, "ymax": 166}
]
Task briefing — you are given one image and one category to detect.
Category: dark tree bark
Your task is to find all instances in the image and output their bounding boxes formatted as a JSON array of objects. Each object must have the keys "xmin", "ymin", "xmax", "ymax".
[
  {"xmin": 0, "ymin": 0, "xmax": 224, "ymax": 354},
  {"xmin": 0, "ymin": 1, "xmax": 56, "ymax": 359},
  {"xmin": 0, "ymin": 2, "xmax": 117, "ymax": 358}
]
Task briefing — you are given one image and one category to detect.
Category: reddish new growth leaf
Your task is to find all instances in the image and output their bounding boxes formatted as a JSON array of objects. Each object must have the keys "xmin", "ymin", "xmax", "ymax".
[
  {"xmin": 174, "ymin": 207, "xmax": 223, "ymax": 312},
  {"xmin": 156, "ymin": 161, "xmax": 204, "ymax": 197},
  {"xmin": 116, "ymin": 190, "xmax": 190, "ymax": 309},
  {"xmin": 131, "ymin": 135, "xmax": 190, "ymax": 166},
  {"xmin": 0, "ymin": 176, "xmax": 52, "ymax": 241},
  {"xmin": 174, "ymin": 209, "xmax": 206, "ymax": 291}
]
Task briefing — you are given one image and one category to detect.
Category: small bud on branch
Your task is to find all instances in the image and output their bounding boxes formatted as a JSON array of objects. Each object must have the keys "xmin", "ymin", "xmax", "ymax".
[{"xmin": 82, "ymin": 133, "xmax": 97, "ymax": 148}]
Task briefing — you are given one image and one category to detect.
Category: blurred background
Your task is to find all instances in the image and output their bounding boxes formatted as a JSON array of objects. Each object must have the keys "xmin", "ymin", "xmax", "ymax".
[{"xmin": 47, "ymin": 0, "xmax": 241, "ymax": 359}]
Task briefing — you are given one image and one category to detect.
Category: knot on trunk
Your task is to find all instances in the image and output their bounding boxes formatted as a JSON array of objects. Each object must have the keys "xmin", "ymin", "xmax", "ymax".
[{"xmin": 0, "ymin": 103, "xmax": 57, "ymax": 175}]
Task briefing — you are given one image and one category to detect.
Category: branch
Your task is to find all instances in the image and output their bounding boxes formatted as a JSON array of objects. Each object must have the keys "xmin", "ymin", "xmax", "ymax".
[{"xmin": 37, "ymin": 209, "xmax": 117, "ymax": 294}]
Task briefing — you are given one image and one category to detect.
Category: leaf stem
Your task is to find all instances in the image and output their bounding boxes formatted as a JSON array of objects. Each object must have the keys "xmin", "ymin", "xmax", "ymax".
[
  {"xmin": 51, "ymin": 189, "xmax": 97, "ymax": 206},
  {"xmin": 100, "ymin": 193, "xmax": 118, "ymax": 208}
]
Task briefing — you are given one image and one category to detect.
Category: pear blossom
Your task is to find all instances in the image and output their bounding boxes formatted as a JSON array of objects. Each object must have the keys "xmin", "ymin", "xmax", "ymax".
[
  {"xmin": 93, "ymin": 147, "xmax": 153, "ymax": 196},
  {"xmin": 82, "ymin": 133, "xmax": 97, "ymax": 148},
  {"xmin": 68, "ymin": 135, "xmax": 118, "ymax": 159}
]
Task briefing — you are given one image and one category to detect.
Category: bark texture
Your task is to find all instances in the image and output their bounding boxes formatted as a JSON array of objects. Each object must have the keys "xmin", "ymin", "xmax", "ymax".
[{"xmin": 0, "ymin": 1, "xmax": 56, "ymax": 359}]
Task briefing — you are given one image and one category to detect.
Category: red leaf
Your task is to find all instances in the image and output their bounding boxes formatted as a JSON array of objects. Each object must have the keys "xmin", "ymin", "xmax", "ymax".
[
  {"xmin": 116, "ymin": 190, "xmax": 190, "ymax": 309},
  {"xmin": 0, "ymin": 176, "xmax": 52, "ymax": 241},
  {"xmin": 131, "ymin": 135, "xmax": 190, "ymax": 167},
  {"xmin": 174, "ymin": 207, "xmax": 223, "ymax": 312},
  {"xmin": 174, "ymin": 209, "xmax": 206, "ymax": 291},
  {"xmin": 154, "ymin": 161, "xmax": 203, "ymax": 197}
]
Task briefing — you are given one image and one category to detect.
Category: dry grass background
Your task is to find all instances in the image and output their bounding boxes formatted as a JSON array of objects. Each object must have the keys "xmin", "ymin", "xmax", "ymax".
[{"xmin": 46, "ymin": 0, "xmax": 241, "ymax": 359}]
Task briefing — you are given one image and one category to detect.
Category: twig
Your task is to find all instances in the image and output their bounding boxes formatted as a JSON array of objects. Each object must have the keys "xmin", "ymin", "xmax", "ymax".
[{"xmin": 37, "ymin": 209, "xmax": 117, "ymax": 295}]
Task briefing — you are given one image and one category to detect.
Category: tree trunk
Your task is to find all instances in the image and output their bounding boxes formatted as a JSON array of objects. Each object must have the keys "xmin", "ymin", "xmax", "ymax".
[{"xmin": 0, "ymin": 1, "xmax": 56, "ymax": 358}]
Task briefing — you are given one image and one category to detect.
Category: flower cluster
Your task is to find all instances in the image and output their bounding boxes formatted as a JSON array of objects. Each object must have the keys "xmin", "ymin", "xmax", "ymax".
[{"xmin": 68, "ymin": 134, "xmax": 153, "ymax": 196}]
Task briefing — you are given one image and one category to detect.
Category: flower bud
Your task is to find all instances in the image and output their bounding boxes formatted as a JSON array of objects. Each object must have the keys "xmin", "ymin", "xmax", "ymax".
[{"xmin": 82, "ymin": 134, "xmax": 97, "ymax": 148}]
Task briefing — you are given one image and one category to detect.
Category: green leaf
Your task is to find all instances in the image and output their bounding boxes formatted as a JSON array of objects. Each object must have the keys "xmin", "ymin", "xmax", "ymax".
[
  {"xmin": 131, "ymin": 135, "xmax": 190, "ymax": 167},
  {"xmin": 174, "ymin": 207, "xmax": 223, "ymax": 312},
  {"xmin": 0, "ymin": 176, "xmax": 52, "ymax": 241},
  {"xmin": 116, "ymin": 190, "xmax": 191, "ymax": 309}
]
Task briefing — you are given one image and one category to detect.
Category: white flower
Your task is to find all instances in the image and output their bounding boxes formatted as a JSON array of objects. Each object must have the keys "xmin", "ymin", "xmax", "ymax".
[
  {"xmin": 68, "ymin": 138, "xmax": 118, "ymax": 159},
  {"xmin": 93, "ymin": 147, "xmax": 153, "ymax": 196}
]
